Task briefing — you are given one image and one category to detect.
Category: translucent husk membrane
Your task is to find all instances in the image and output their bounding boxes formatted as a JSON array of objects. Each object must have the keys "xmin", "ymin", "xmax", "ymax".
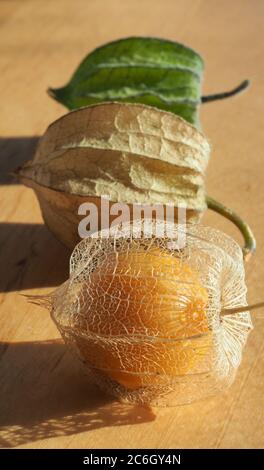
[{"xmin": 49, "ymin": 220, "xmax": 252, "ymax": 406}]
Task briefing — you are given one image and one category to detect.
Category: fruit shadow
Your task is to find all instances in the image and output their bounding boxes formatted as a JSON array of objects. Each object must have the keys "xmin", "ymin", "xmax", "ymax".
[
  {"xmin": 0, "ymin": 223, "xmax": 71, "ymax": 292},
  {"xmin": 0, "ymin": 340, "xmax": 156, "ymax": 448},
  {"xmin": 0, "ymin": 136, "xmax": 39, "ymax": 184},
  {"xmin": 0, "ymin": 136, "xmax": 72, "ymax": 292}
]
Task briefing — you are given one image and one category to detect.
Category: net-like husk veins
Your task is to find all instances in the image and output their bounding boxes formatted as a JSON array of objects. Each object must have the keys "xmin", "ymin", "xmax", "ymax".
[{"xmin": 45, "ymin": 221, "xmax": 252, "ymax": 406}]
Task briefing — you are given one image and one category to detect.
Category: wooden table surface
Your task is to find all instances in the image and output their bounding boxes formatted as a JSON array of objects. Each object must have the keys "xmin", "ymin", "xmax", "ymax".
[{"xmin": 0, "ymin": 0, "xmax": 263, "ymax": 449}]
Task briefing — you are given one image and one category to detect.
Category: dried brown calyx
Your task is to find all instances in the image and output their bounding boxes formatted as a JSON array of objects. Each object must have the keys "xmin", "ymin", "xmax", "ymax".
[{"xmin": 16, "ymin": 102, "xmax": 255, "ymax": 258}]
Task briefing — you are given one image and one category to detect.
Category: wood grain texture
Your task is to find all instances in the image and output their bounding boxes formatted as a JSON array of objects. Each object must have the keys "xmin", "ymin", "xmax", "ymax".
[{"xmin": 0, "ymin": 0, "xmax": 263, "ymax": 449}]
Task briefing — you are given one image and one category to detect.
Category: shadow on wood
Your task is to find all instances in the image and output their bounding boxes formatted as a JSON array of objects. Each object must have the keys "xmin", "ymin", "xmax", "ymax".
[
  {"xmin": 0, "ymin": 340, "xmax": 156, "ymax": 448},
  {"xmin": 0, "ymin": 137, "xmax": 39, "ymax": 184},
  {"xmin": 0, "ymin": 223, "xmax": 70, "ymax": 292}
]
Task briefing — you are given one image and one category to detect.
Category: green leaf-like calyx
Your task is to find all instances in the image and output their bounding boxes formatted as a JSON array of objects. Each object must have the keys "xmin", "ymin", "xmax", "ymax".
[{"xmin": 48, "ymin": 36, "xmax": 204, "ymax": 126}]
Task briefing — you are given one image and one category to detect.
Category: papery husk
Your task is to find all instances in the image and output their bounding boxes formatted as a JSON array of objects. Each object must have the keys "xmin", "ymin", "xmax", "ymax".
[
  {"xmin": 49, "ymin": 220, "xmax": 252, "ymax": 406},
  {"xmin": 19, "ymin": 177, "xmax": 199, "ymax": 250},
  {"xmin": 17, "ymin": 102, "xmax": 210, "ymax": 249}
]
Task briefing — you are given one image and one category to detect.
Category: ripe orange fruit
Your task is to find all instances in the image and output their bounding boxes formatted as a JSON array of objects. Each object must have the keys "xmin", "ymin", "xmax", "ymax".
[{"xmin": 75, "ymin": 246, "xmax": 211, "ymax": 390}]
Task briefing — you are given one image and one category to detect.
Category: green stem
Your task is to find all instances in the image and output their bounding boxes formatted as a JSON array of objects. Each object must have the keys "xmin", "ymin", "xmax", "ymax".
[
  {"xmin": 206, "ymin": 195, "xmax": 256, "ymax": 261},
  {"xmin": 201, "ymin": 80, "xmax": 250, "ymax": 103}
]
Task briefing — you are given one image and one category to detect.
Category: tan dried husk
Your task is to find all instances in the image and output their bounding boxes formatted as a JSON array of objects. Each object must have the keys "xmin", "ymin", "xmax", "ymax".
[
  {"xmin": 48, "ymin": 221, "xmax": 252, "ymax": 406},
  {"xmin": 17, "ymin": 102, "xmax": 210, "ymax": 249}
]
